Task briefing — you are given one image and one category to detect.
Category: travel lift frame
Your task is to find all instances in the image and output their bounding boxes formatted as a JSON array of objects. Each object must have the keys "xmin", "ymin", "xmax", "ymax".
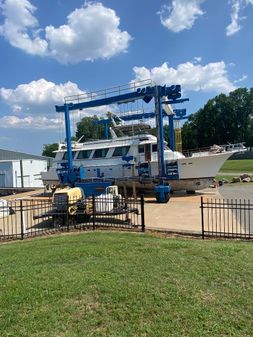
[{"xmin": 55, "ymin": 81, "xmax": 189, "ymax": 203}]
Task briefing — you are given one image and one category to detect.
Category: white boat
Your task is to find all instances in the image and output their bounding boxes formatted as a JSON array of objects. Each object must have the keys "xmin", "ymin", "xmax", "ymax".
[{"xmin": 41, "ymin": 124, "xmax": 245, "ymax": 193}]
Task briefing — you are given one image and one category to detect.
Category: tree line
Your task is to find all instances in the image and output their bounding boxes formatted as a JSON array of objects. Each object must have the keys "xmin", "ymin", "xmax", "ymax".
[
  {"xmin": 182, "ymin": 87, "xmax": 253, "ymax": 149},
  {"xmin": 42, "ymin": 87, "xmax": 253, "ymax": 157}
]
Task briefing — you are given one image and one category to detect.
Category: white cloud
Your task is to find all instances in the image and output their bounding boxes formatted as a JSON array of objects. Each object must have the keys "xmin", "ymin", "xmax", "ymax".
[
  {"xmin": 0, "ymin": 78, "xmax": 113, "ymax": 129},
  {"xmin": 233, "ymin": 74, "xmax": 247, "ymax": 83},
  {"xmin": 132, "ymin": 61, "xmax": 236, "ymax": 94},
  {"xmin": 226, "ymin": 0, "xmax": 253, "ymax": 36},
  {"xmin": 0, "ymin": 0, "xmax": 131, "ymax": 63},
  {"xmin": 159, "ymin": 0, "xmax": 205, "ymax": 32},
  {"xmin": 45, "ymin": 2, "xmax": 132, "ymax": 63},
  {"xmin": 194, "ymin": 56, "xmax": 202, "ymax": 63},
  {"xmin": 0, "ymin": 78, "xmax": 83, "ymax": 128},
  {"xmin": 226, "ymin": 0, "xmax": 243, "ymax": 36},
  {"xmin": 0, "ymin": 78, "xmax": 84, "ymax": 114},
  {"xmin": 0, "ymin": 0, "xmax": 48, "ymax": 55},
  {"xmin": 0, "ymin": 115, "xmax": 62, "ymax": 129}
]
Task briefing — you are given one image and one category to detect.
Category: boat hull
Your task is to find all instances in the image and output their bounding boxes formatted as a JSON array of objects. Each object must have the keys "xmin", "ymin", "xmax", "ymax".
[
  {"xmin": 41, "ymin": 151, "xmax": 233, "ymax": 192},
  {"xmin": 115, "ymin": 177, "xmax": 214, "ymax": 192},
  {"xmin": 178, "ymin": 151, "xmax": 233, "ymax": 179}
]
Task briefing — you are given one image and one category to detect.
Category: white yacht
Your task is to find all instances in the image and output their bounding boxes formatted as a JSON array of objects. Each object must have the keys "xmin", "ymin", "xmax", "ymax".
[{"xmin": 41, "ymin": 123, "xmax": 245, "ymax": 193}]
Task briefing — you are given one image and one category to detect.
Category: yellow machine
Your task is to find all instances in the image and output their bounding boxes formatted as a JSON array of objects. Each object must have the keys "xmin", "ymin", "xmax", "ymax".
[
  {"xmin": 39, "ymin": 185, "xmax": 124, "ymax": 228},
  {"xmin": 53, "ymin": 187, "xmax": 84, "ymax": 212},
  {"xmin": 52, "ymin": 187, "xmax": 91, "ymax": 227}
]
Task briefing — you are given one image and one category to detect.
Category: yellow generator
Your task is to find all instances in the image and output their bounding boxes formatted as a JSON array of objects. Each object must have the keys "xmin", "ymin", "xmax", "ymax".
[
  {"xmin": 40, "ymin": 184, "xmax": 125, "ymax": 228},
  {"xmin": 53, "ymin": 187, "xmax": 84, "ymax": 211},
  {"xmin": 52, "ymin": 187, "xmax": 91, "ymax": 227}
]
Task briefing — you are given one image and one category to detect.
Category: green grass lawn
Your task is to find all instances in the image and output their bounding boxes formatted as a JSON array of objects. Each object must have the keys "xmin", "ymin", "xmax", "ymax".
[
  {"xmin": 0, "ymin": 232, "xmax": 253, "ymax": 337},
  {"xmin": 219, "ymin": 159, "xmax": 253, "ymax": 173},
  {"xmin": 215, "ymin": 174, "xmax": 234, "ymax": 183}
]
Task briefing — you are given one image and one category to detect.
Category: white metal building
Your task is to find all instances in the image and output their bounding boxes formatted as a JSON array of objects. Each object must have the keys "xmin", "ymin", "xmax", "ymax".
[{"xmin": 0, "ymin": 149, "xmax": 50, "ymax": 188}]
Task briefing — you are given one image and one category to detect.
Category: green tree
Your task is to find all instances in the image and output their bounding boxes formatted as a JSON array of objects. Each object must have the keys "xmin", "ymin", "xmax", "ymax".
[
  {"xmin": 182, "ymin": 87, "xmax": 253, "ymax": 149},
  {"xmin": 42, "ymin": 143, "xmax": 58, "ymax": 157},
  {"xmin": 181, "ymin": 119, "xmax": 198, "ymax": 149},
  {"xmin": 75, "ymin": 115, "xmax": 107, "ymax": 141},
  {"xmin": 41, "ymin": 115, "xmax": 111, "ymax": 156}
]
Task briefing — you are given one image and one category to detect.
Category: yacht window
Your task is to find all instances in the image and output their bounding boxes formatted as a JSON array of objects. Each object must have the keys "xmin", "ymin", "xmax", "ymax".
[
  {"xmin": 112, "ymin": 146, "xmax": 130, "ymax": 157},
  {"xmin": 152, "ymin": 144, "xmax": 157, "ymax": 152},
  {"xmin": 138, "ymin": 145, "xmax": 144, "ymax": 154},
  {"xmin": 62, "ymin": 151, "xmax": 76, "ymax": 160},
  {"xmin": 93, "ymin": 148, "xmax": 109, "ymax": 158},
  {"xmin": 77, "ymin": 150, "xmax": 92, "ymax": 159}
]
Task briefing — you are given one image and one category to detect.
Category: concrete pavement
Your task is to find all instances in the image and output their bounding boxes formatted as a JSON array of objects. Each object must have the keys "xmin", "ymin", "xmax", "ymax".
[{"xmin": 145, "ymin": 188, "xmax": 219, "ymax": 233}]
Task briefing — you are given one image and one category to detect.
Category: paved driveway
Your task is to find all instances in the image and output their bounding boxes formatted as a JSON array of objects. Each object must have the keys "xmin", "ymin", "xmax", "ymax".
[
  {"xmin": 145, "ymin": 189, "xmax": 219, "ymax": 233},
  {"xmin": 145, "ymin": 184, "xmax": 253, "ymax": 233},
  {"xmin": 218, "ymin": 184, "xmax": 253, "ymax": 200}
]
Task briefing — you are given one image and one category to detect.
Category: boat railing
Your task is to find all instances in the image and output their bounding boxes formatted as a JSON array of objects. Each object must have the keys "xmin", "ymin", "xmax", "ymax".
[
  {"xmin": 183, "ymin": 142, "xmax": 246, "ymax": 157},
  {"xmin": 64, "ymin": 79, "xmax": 153, "ymax": 104}
]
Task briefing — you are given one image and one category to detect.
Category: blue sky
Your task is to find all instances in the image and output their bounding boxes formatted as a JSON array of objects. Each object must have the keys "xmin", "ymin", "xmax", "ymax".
[{"xmin": 0, "ymin": 0, "xmax": 252, "ymax": 154}]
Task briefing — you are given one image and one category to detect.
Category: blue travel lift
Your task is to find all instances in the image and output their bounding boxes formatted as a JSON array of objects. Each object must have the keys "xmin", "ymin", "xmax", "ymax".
[{"xmin": 55, "ymin": 81, "xmax": 189, "ymax": 202}]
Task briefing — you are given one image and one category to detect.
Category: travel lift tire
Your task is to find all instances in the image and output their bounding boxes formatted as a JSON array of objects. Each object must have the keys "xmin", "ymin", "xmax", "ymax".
[
  {"xmin": 155, "ymin": 192, "xmax": 170, "ymax": 203},
  {"xmin": 154, "ymin": 184, "xmax": 171, "ymax": 203}
]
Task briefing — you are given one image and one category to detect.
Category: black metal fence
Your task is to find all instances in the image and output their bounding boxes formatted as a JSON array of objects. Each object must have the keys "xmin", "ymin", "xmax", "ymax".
[
  {"xmin": 0, "ymin": 195, "xmax": 145, "ymax": 241},
  {"xmin": 200, "ymin": 197, "xmax": 253, "ymax": 240}
]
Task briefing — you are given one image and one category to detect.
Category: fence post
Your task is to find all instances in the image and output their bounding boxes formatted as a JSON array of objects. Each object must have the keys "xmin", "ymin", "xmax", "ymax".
[
  {"xmin": 66, "ymin": 196, "xmax": 69, "ymax": 232},
  {"xmin": 92, "ymin": 195, "xmax": 96, "ymax": 230},
  {"xmin": 20, "ymin": 199, "xmax": 24, "ymax": 240},
  {"xmin": 200, "ymin": 196, "xmax": 204, "ymax": 239},
  {"xmin": 140, "ymin": 194, "xmax": 145, "ymax": 232}
]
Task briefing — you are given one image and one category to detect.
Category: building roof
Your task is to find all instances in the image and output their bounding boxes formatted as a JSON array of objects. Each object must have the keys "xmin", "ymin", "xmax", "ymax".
[{"xmin": 0, "ymin": 148, "xmax": 51, "ymax": 162}]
